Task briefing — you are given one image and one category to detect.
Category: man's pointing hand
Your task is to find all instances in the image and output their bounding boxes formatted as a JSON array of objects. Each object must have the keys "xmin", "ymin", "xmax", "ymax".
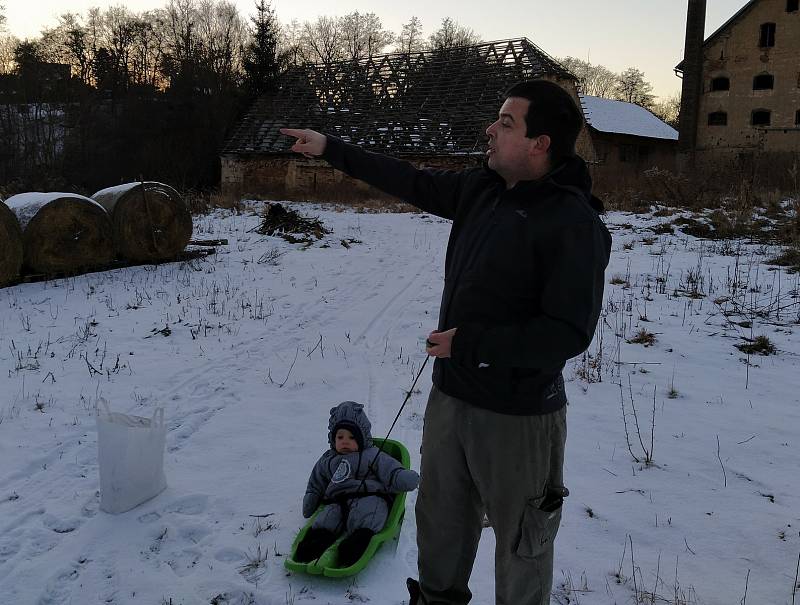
[{"xmin": 279, "ymin": 128, "xmax": 327, "ymax": 157}]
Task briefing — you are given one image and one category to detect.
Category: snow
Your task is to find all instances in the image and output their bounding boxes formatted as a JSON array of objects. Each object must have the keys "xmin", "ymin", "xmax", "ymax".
[
  {"xmin": 1, "ymin": 202, "xmax": 799, "ymax": 604},
  {"xmin": 4, "ymin": 192, "xmax": 105, "ymax": 229},
  {"xmin": 92, "ymin": 182, "xmax": 141, "ymax": 200},
  {"xmin": 581, "ymin": 94, "xmax": 679, "ymax": 140}
]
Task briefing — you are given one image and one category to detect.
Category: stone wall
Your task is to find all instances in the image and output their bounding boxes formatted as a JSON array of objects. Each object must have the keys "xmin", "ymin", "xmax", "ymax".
[
  {"xmin": 221, "ymin": 153, "xmax": 485, "ymax": 202},
  {"xmin": 590, "ymin": 132, "xmax": 678, "ymax": 193},
  {"xmin": 697, "ymin": 0, "xmax": 800, "ymax": 153}
]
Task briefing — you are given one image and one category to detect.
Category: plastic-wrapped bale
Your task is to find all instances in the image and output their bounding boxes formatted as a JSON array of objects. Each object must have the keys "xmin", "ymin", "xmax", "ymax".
[
  {"xmin": 91, "ymin": 182, "xmax": 192, "ymax": 263},
  {"xmin": 0, "ymin": 201, "xmax": 23, "ymax": 286},
  {"xmin": 5, "ymin": 192, "xmax": 115, "ymax": 275}
]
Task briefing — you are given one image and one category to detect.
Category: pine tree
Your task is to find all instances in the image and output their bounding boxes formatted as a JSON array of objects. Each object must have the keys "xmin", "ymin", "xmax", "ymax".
[{"xmin": 243, "ymin": 0, "xmax": 280, "ymax": 97}]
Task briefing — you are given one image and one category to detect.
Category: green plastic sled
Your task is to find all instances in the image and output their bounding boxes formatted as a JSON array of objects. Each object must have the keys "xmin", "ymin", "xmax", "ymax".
[{"xmin": 284, "ymin": 437, "xmax": 411, "ymax": 578}]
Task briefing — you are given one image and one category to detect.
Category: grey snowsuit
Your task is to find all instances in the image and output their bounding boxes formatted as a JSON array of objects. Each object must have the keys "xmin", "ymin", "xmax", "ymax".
[{"xmin": 303, "ymin": 401, "xmax": 420, "ymax": 536}]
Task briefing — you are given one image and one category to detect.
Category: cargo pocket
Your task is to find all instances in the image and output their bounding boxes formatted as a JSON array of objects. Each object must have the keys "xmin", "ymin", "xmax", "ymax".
[{"xmin": 515, "ymin": 490, "xmax": 565, "ymax": 560}]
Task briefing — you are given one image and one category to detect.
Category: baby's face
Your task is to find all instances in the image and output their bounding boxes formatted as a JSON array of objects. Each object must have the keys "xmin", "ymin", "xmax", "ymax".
[{"xmin": 335, "ymin": 428, "xmax": 359, "ymax": 454}]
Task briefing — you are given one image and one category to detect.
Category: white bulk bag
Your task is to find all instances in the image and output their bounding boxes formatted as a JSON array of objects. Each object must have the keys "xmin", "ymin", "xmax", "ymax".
[{"xmin": 96, "ymin": 399, "xmax": 167, "ymax": 514}]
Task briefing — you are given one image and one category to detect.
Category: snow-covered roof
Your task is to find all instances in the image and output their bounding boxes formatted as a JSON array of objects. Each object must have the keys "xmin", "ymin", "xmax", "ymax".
[{"xmin": 580, "ymin": 95, "xmax": 678, "ymax": 141}]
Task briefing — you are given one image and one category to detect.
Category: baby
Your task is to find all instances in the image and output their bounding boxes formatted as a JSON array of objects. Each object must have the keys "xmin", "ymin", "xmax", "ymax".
[{"xmin": 294, "ymin": 401, "xmax": 420, "ymax": 567}]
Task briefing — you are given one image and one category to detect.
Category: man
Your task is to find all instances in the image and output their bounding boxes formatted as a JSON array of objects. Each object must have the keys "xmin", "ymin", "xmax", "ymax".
[{"xmin": 281, "ymin": 79, "xmax": 611, "ymax": 605}]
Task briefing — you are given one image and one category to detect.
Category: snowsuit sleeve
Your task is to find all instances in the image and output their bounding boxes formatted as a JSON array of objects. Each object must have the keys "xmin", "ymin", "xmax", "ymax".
[
  {"xmin": 321, "ymin": 135, "xmax": 467, "ymax": 221},
  {"xmin": 451, "ymin": 217, "xmax": 610, "ymax": 369},
  {"xmin": 303, "ymin": 451, "xmax": 334, "ymax": 518},
  {"xmin": 373, "ymin": 451, "xmax": 420, "ymax": 493}
]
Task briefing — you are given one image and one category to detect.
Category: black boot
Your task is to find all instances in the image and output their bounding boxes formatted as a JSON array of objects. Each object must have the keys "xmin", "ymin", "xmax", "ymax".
[
  {"xmin": 407, "ymin": 578, "xmax": 425, "ymax": 604},
  {"xmin": 337, "ymin": 528, "xmax": 375, "ymax": 568},
  {"xmin": 294, "ymin": 528, "xmax": 336, "ymax": 563}
]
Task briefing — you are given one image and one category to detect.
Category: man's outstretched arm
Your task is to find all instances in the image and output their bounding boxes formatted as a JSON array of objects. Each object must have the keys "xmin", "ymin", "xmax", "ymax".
[{"xmin": 280, "ymin": 128, "xmax": 467, "ymax": 220}]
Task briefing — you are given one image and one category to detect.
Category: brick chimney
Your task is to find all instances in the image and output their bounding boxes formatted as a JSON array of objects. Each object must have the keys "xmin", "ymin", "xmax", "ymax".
[{"xmin": 678, "ymin": 0, "xmax": 707, "ymax": 157}]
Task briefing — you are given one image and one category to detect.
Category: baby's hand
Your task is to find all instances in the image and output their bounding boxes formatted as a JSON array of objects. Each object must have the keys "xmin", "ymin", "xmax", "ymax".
[{"xmin": 393, "ymin": 468, "xmax": 421, "ymax": 492}]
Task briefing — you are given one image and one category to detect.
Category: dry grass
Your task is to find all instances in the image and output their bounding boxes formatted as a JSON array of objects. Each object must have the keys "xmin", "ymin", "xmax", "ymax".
[
  {"xmin": 183, "ymin": 189, "xmax": 244, "ymax": 214},
  {"xmin": 627, "ymin": 328, "xmax": 657, "ymax": 347},
  {"xmin": 735, "ymin": 335, "xmax": 777, "ymax": 356}
]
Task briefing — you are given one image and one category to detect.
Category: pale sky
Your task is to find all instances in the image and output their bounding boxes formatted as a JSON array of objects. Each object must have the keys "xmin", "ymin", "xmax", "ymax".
[{"xmin": 4, "ymin": 0, "xmax": 751, "ymax": 99}]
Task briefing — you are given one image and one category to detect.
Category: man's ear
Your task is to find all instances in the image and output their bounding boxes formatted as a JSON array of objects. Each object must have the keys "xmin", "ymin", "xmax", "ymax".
[{"xmin": 530, "ymin": 134, "xmax": 551, "ymax": 157}]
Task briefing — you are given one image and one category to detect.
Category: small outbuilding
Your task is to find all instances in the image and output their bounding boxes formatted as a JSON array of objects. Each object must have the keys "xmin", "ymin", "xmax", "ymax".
[{"xmin": 580, "ymin": 95, "xmax": 679, "ymax": 191}]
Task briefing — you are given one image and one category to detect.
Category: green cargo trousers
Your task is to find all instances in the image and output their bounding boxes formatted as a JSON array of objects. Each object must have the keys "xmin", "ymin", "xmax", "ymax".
[{"xmin": 416, "ymin": 385, "xmax": 568, "ymax": 605}]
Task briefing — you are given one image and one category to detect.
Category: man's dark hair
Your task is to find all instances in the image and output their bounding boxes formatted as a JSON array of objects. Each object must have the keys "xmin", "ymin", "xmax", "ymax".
[{"xmin": 504, "ymin": 80, "xmax": 584, "ymax": 164}]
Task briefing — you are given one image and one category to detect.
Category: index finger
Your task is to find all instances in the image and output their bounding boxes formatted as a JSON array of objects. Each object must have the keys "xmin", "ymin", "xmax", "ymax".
[{"xmin": 279, "ymin": 128, "xmax": 306, "ymax": 139}]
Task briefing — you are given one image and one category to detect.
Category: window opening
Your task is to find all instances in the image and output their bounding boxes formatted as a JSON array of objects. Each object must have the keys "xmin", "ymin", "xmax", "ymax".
[
  {"xmin": 708, "ymin": 112, "xmax": 728, "ymax": 126},
  {"xmin": 753, "ymin": 74, "xmax": 774, "ymax": 90},
  {"xmin": 751, "ymin": 110, "xmax": 771, "ymax": 126},
  {"xmin": 759, "ymin": 23, "xmax": 776, "ymax": 47},
  {"xmin": 711, "ymin": 77, "xmax": 730, "ymax": 91}
]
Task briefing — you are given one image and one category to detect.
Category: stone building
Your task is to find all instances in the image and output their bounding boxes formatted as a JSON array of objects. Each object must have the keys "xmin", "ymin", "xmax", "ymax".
[
  {"xmin": 221, "ymin": 39, "xmax": 596, "ymax": 201},
  {"xmin": 676, "ymin": 0, "xmax": 800, "ymax": 182},
  {"xmin": 581, "ymin": 95, "xmax": 678, "ymax": 191}
]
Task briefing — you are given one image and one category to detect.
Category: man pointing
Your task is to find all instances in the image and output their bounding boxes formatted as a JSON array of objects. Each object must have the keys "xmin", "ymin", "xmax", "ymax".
[{"xmin": 282, "ymin": 79, "xmax": 611, "ymax": 605}]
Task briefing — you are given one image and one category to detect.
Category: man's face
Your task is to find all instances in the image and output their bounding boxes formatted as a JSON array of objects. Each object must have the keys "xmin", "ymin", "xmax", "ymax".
[{"xmin": 485, "ymin": 97, "xmax": 537, "ymax": 181}]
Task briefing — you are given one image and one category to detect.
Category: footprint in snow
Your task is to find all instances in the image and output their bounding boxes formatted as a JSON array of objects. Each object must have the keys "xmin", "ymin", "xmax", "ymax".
[
  {"xmin": 164, "ymin": 494, "xmax": 208, "ymax": 515},
  {"xmin": 42, "ymin": 513, "xmax": 82, "ymax": 534},
  {"xmin": 137, "ymin": 511, "xmax": 161, "ymax": 523},
  {"xmin": 166, "ymin": 546, "xmax": 203, "ymax": 577},
  {"xmin": 36, "ymin": 558, "xmax": 87, "ymax": 605},
  {"xmin": 26, "ymin": 528, "xmax": 61, "ymax": 557},
  {"xmin": 213, "ymin": 547, "xmax": 245, "ymax": 563},
  {"xmin": 0, "ymin": 534, "xmax": 22, "ymax": 564}
]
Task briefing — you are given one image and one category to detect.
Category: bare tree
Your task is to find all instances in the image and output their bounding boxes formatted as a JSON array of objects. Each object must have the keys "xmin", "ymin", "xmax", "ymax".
[
  {"xmin": 278, "ymin": 19, "xmax": 305, "ymax": 67},
  {"xmin": 558, "ymin": 56, "xmax": 618, "ymax": 98},
  {"xmin": 301, "ymin": 15, "xmax": 343, "ymax": 64},
  {"xmin": 650, "ymin": 93, "xmax": 680, "ymax": 128},
  {"xmin": 615, "ymin": 67, "xmax": 654, "ymax": 108},
  {"xmin": 194, "ymin": 0, "xmax": 247, "ymax": 92},
  {"xmin": 0, "ymin": 34, "xmax": 16, "ymax": 74},
  {"xmin": 395, "ymin": 16, "xmax": 424, "ymax": 55},
  {"xmin": 339, "ymin": 11, "xmax": 392, "ymax": 61},
  {"xmin": 428, "ymin": 17, "xmax": 480, "ymax": 51}
]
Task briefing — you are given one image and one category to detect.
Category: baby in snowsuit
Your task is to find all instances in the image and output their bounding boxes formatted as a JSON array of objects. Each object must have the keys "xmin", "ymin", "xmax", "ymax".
[{"xmin": 294, "ymin": 401, "xmax": 420, "ymax": 567}]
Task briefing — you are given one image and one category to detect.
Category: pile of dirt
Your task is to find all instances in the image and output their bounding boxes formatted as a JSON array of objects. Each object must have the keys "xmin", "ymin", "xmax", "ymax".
[{"xmin": 255, "ymin": 203, "xmax": 331, "ymax": 244}]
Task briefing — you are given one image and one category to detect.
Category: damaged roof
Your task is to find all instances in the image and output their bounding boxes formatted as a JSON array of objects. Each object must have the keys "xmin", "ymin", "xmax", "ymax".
[{"xmin": 223, "ymin": 38, "xmax": 575, "ymax": 157}]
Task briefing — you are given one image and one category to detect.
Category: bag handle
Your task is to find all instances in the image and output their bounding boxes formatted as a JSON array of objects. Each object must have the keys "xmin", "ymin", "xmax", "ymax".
[{"xmin": 152, "ymin": 407, "xmax": 164, "ymax": 428}]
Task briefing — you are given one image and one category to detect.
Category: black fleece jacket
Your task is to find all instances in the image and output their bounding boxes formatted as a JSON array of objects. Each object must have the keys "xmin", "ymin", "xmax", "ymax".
[{"xmin": 322, "ymin": 136, "xmax": 612, "ymax": 415}]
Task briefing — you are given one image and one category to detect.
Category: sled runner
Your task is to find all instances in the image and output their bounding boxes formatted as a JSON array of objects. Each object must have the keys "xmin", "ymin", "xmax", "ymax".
[{"xmin": 284, "ymin": 437, "xmax": 411, "ymax": 577}]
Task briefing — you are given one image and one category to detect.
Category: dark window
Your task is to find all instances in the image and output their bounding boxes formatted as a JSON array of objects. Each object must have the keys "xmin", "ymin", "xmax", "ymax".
[
  {"xmin": 796, "ymin": 109, "xmax": 800, "ymax": 125},
  {"xmin": 711, "ymin": 77, "xmax": 730, "ymax": 91},
  {"xmin": 638, "ymin": 146, "xmax": 650, "ymax": 162},
  {"xmin": 752, "ymin": 110, "xmax": 771, "ymax": 126},
  {"xmin": 753, "ymin": 74, "xmax": 774, "ymax": 90},
  {"xmin": 788, "ymin": 0, "xmax": 799, "ymax": 12},
  {"xmin": 708, "ymin": 112, "xmax": 728, "ymax": 126},
  {"xmin": 759, "ymin": 23, "xmax": 776, "ymax": 47}
]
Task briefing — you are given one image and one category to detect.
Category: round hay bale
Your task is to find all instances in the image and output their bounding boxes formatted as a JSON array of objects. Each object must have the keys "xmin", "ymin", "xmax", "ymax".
[
  {"xmin": 5, "ymin": 192, "xmax": 114, "ymax": 275},
  {"xmin": 0, "ymin": 201, "xmax": 23, "ymax": 286},
  {"xmin": 91, "ymin": 182, "xmax": 192, "ymax": 262}
]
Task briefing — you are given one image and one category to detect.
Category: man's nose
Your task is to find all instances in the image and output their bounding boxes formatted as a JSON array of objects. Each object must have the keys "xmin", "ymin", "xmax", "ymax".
[{"xmin": 486, "ymin": 122, "xmax": 496, "ymax": 137}]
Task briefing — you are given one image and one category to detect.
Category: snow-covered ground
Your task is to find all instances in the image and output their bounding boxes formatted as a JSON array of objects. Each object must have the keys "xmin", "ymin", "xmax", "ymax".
[{"xmin": 1, "ymin": 202, "xmax": 798, "ymax": 605}]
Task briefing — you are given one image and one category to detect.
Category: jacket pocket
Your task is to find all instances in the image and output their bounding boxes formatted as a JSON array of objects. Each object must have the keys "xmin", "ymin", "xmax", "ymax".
[{"xmin": 515, "ymin": 491, "xmax": 564, "ymax": 560}]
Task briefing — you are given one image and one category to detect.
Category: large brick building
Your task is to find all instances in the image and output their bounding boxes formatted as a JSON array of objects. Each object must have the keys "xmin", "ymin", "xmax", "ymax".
[{"xmin": 676, "ymin": 0, "xmax": 799, "ymax": 179}]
